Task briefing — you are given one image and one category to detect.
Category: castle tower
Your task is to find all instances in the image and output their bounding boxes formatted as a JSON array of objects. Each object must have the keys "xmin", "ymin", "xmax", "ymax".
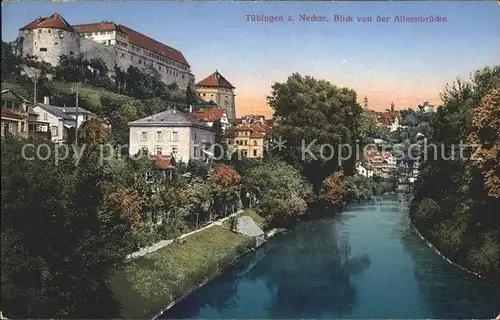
[
  {"xmin": 19, "ymin": 13, "xmax": 80, "ymax": 67},
  {"xmin": 196, "ymin": 70, "xmax": 236, "ymax": 124}
]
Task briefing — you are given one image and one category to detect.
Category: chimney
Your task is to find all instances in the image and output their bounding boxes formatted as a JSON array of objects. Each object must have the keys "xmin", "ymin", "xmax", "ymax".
[
  {"xmin": 189, "ymin": 105, "xmax": 193, "ymax": 113},
  {"xmin": 43, "ymin": 96, "xmax": 50, "ymax": 105}
]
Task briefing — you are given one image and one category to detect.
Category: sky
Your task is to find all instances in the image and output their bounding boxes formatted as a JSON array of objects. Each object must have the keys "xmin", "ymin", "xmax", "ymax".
[{"xmin": 2, "ymin": 1, "xmax": 499, "ymax": 118}]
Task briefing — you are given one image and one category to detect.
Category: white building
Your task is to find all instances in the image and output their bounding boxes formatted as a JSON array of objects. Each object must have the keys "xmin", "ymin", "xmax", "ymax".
[
  {"xmin": 356, "ymin": 162, "xmax": 374, "ymax": 178},
  {"xmin": 32, "ymin": 100, "xmax": 76, "ymax": 143},
  {"xmin": 189, "ymin": 107, "xmax": 230, "ymax": 132},
  {"xmin": 19, "ymin": 13, "xmax": 194, "ymax": 90},
  {"xmin": 62, "ymin": 106, "xmax": 98, "ymax": 128},
  {"xmin": 128, "ymin": 109, "xmax": 216, "ymax": 163}
]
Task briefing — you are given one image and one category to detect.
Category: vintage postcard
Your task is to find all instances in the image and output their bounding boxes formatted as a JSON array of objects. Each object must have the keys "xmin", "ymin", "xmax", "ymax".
[{"xmin": 1, "ymin": 1, "xmax": 499, "ymax": 319}]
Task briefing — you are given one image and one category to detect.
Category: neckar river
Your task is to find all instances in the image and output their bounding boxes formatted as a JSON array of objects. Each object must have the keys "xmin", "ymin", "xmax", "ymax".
[{"xmin": 161, "ymin": 194, "xmax": 499, "ymax": 319}]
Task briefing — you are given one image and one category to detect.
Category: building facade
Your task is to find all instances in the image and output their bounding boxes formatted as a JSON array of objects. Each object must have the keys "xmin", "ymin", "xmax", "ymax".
[
  {"xmin": 225, "ymin": 117, "xmax": 271, "ymax": 158},
  {"xmin": 196, "ymin": 71, "xmax": 236, "ymax": 124},
  {"xmin": 189, "ymin": 107, "xmax": 230, "ymax": 132},
  {"xmin": 128, "ymin": 109, "xmax": 216, "ymax": 163},
  {"xmin": 32, "ymin": 101, "xmax": 77, "ymax": 143},
  {"xmin": 1, "ymin": 89, "xmax": 50, "ymax": 139},
  {"xmin": 19, "ymin": 13, "xmax": 194, "ymax": 90}
]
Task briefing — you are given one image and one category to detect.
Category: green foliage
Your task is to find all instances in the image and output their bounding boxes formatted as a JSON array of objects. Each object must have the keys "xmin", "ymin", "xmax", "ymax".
[
  {"xmin": 410, "ymin": 65, "xmax": 500, "ymax": 280},
  {"xmin": 267, "ymin": 73, "xmax": 362, "ymax": 190},
  {"xmin": 243, "ymin": 160, "xmax": 313, "ymax": 224},
  {"xmin": 1, "ymin": 136, "xmax": 134, "ymax": 318}
]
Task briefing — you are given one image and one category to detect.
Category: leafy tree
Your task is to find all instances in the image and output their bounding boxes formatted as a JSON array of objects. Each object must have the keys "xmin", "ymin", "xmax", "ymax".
[
  {"xmin": 1, "ymin": 41, "xmax": 22, "ymax": 77},
  {"xmin": 1, "ymin": 136, "xmax": 133, "ymax": 318},
  {"xmin": 210, "ymin": 164, "xmax": 241, "ymax": 216},
  {"xmin": 77, "ymin": 117, "xmax": 111, "ymax": 149},
  {"xmin": 267, "ymin": 73, "xmax": 362, "ymax": 190},
  {"xmin": 319, "ymin": 171, "xmax": 347, "ymax": 207},
  {"xmin": 467, "ymin": 87, "xmax": 500, "ymax": 198},
  {"xmin": 243, "ymin": 160, "xmax": 313, "ymax": 224},
  {"xmin": 410, "ymin": 65, "xmax": 500, "ymax": 279}
]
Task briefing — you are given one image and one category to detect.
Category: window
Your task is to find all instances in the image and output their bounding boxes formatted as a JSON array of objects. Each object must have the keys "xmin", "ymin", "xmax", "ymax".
[
  {"xmin": 38, "ymin": 29, "xmax": 42, "ymax": 34},
  {"xmin": 48, "ymin": 29, "xmax": 51, "ymax": 33},
  {"xmin": 20, "ymin": 122, "xmax": 25, "ymax": 132},
  {"xmin": 6, "ymin": 100, "xmax": 12, "ymax": 109},
  {"xmin": 51, "ymin": 126, "xmax": 57, "ymax": 137},
  {"xmin": 140, "ymin": 132, "xmax": 147, "ymax": 141},
  {"xmin": 155, "ymin": 146, "xmax": 163, "ymax": 155},
  {"xmin": 8, "ymin": 123, "xmax": 13, "ymax": 133},
  {"xmin": 171, "ymin": 131, "xmax": 179, "ymax": 142},
  {"xmin": 244, "ymin": 140, "xmax": 248, "ymax": 145},
  {"xmin": 39, "ymin": 48, "xmax": 47, "ymax": 52},
  {"xmin": 171, "ymin": 146, "xmax": 178, "ymax": 156},
  {"xmin": 69, "ymin": 51, "xmax": 74, "ymax": 55},
  {"xmin": 194, "ymin": 133, "xmax": 197, "ymax": 140},
  {"xmin": 253, "ymin": 149, "xmax": 257, "ymax": 157},
  {"xmin": 156, "ymin": 131, "xmax": 162, "ymax": 141},
  {"xmin": 202, "ymin": 134, "xmax": 207, "ymax": 142},
  {"xmin": 193, "ymin": 147, "xmax": 198, "ymax": 157},
  {"xmin": 254, "ymin": 140, "xmax": 258, "ymax": 146},
  {"xmin": 43, "ymin": 112, "xmax": 48, "ymax": 120}
]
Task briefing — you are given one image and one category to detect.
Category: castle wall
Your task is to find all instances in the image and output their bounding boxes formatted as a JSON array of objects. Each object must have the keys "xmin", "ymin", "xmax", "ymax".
[
  {"xmin": 21, "ymin": 28, "xmax": 80, "ymax": 67},
  {"xmin": 20, "ymin": 26, "xmax": 195, "ymax": 90}
]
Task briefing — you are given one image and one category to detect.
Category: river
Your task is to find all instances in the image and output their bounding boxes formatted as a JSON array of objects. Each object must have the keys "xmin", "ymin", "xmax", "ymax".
[{"xmin": 161, "ymin": 194, "xmax": 499, "ymax": 319}]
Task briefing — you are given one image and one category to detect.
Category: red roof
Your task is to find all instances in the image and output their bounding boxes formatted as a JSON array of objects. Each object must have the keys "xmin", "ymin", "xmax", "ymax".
[
  {"xmin": 197, "ymin": 71, "xmax": 235, "ymax": 88},
  {"xmin": 20, "ymin": 14, "xmax": 189, "ymax": 67},
  {"xmin": 73, "ymin": 22, "xmax": 121, "ymax": 33},
  {"xmin": 20, "ymin": 13, "xmax": 75, "ymax": 33},
  {"xmin": 250, "ymin": 131, "xmax": 265, "ymax": 138},
  {"xmin": 376, "ymin": 112, "xmax": 395, "ymax": 125},
  {"xmin": 236, "ymin": 125, "xmax": 253, "ymax": 131},
  {"xmin": 366, "ymin": 151, "xmax": 390, "ymax": 159},
  {"xmin": 1, "ymin": 108, "xmax": 26, "ymax": 120},
  {"xmin": 118, "ymin": 24, "xmax": 189, "ymax": 66},
  {"xmin": 190, "ymin": 108, "xmax": 225, "ymax": 122},
  {"xmin": 152, "ymin": 155, "xmax": 175, "ymax": 169}
]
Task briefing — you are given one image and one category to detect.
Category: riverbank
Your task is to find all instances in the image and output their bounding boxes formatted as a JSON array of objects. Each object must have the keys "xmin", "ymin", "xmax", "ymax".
[
  {"xmin": 409, "ymin": 216, "xmax": 498, "ymax": 283},
  {"xmin": 110, "ymin": 209, "xmax": 277, "ymax": 319}
]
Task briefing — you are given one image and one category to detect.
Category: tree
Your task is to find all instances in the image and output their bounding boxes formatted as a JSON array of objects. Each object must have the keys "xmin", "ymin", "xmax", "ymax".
[
  {"xmin": 467, "ymin": 87, "xmax": 500, "ymax": 198},
  {"xmin": 210, "ymin": 164, "xmax": 241, "ymax": 216},
  {"xmin": 77, "ymin": 118, "xmax": 111, "ymax": 149},
  {"xmin": 243, "ymin": 160, "xmax": 313, "ymax": 223},
  {"xmin": 1, "ymin": 41, "xmax": 22, "ymax": 77},
  {"xmin": 267, "ymin": 73, "xmax": 362, "ymax": 190},
  {"xmin": 410, "ymin": 65, "xmax": 500, "ymax": 279},
  {"xmin": 319, "ymin": 171, "xmax": 347, "ymax": 207},
  {"xmin": 1, "ymin": 136, "xmax": 132, "ymax": 318}
]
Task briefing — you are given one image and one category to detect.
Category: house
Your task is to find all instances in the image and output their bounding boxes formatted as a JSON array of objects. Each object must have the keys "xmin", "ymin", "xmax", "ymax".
[
  {"xmin": 32, "ymin": 98, "xmax": 76, "ymax": 143},
  {"xmin": 365, "ymin": 151, "xmax": 397, "ymax": 178},
  {"xmin": 356, "ymin": 162, "xmax": 374, "ymax": 178},
  {"xmin": 225, "ymin": 119, "xmax": 272, "ymax": 158},
  {"xmin": 376, "ymin": 112, "xmax": 395, "ymax": 126},
  {"xmin": 128, "ymin": 108, "xmax": 216, "ymax": 163},
  {"xmin": 1, "ymin": 89, "xmax": 50, "ymax": 139},
  {"xmin": 61, "ymin": 106, "xmax": 98, "ymax": 128},
  {"xmin": 419, "ymin": 101, "xmax": 435, "ymax": 113},
  {"xmin": 196, "ymin": 70, "xmax": 236, "ymax": 124},
  {"xmin": 189, "ymin": 107, "xmax": 230, "ymax": 132}
]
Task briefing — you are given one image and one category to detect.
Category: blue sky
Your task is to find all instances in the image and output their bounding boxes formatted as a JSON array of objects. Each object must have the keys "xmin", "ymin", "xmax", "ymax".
[{"xmin": 2, "ymin": 1, "xmax": 499, "ymax": 115}]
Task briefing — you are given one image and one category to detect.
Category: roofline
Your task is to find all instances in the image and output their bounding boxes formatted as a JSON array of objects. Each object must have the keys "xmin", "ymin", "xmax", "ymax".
[
  {"xmin": 33, "ymin": 103, "xmax": 75, "ymax": 121},
  {"xmin": 195, "ymin": 83, "xmax": 235, "ymax": 89},
  {"xmin": 1, "ymin": 89, "xmax": 31, "ymax": 103},
  {"xmin": 127, "ymin": 123, "xmax": 215, "ymax": 131}
]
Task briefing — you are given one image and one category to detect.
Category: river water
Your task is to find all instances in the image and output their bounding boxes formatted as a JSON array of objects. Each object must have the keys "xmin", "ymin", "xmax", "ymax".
[{"xmin": 161, "ymin": 194, "xmax": 499, "ymax": 319}]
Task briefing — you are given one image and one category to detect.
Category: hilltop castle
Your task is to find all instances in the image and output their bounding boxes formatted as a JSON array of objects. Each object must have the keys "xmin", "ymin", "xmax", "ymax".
[{"xmin": 18, "ymin": 13, "xmax": 195, "ymax": 90}]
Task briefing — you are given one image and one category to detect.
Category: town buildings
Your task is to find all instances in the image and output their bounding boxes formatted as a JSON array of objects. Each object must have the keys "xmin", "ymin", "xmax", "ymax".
[
  {"xmin": 1, "ymin": 89, "xmax": 50, "ymax": 139},
  {"xmin": 196, "ymin": 71, "xmax": 236, "ymax": 124},
  {"xmin": 189, "ymin": 107, "xmax": 230, "ymax": 132},
  {"xmin": 128, "ymin": 108, "xmax": 216, "ymax": 163},
  {"xmin": 419, "ymin": 101, "xmax": 435, "ymax": 113},
  {"xmin": 225, "ymin": 115, "xmax": 272, "ymax": 158},
  {"xmin": 19, "ymin": 13, "xmax": 194, "ymax": 89}
]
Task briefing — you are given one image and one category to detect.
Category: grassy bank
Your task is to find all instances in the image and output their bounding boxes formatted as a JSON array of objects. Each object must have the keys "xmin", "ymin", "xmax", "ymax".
[{"xmin": 110, "ymin": 211, "xmax": 262, "ymax": 319}]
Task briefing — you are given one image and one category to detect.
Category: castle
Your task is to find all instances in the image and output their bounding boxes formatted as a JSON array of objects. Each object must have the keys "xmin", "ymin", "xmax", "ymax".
[{"xmin": 18, "ymin": 13, "xmax": 195, "ymax": 90}]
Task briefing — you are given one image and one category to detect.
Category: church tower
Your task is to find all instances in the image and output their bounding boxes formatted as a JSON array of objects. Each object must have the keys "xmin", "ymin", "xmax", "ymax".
[{"xmin": 196, "ymin": 70, "xmax": 236, "ymax": 124}]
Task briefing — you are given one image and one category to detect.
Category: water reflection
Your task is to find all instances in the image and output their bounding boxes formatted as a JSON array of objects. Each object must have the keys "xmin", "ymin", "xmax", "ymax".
[
  {"xmin": 163, "ymin": 218, "xmax": 371, "ymax": 319},
  {"xmin": 400, "ymin": 224, "xmax": 500, "ymax": 318}
]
